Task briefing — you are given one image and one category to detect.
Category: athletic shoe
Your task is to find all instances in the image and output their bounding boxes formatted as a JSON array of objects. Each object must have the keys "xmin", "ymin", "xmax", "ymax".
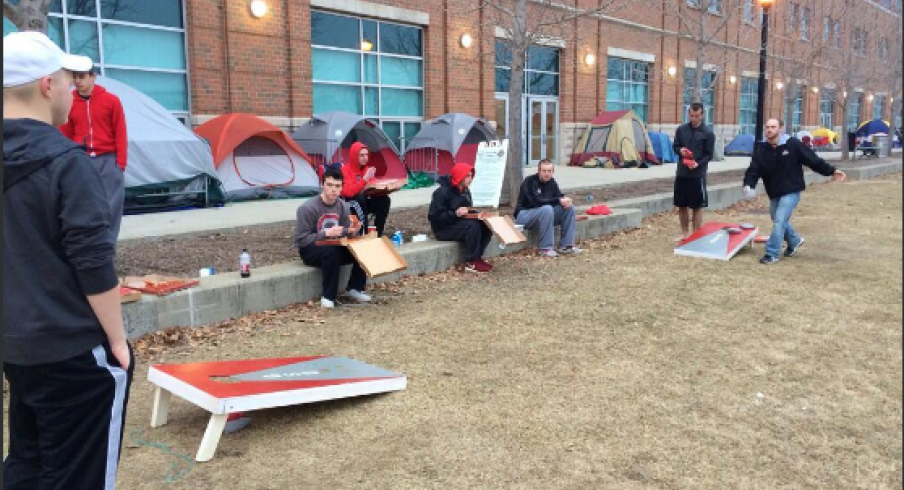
[
  {"xmin": 479, "ymin": 257, "xmax": 495, "ymax": 271},
  {"xmin": 463, "ymin": 261, "xmax": 481, "ymax": 273},
  {"xmin": 759, "ymin": 254, "xmax": 780, "ymax": 265},
  {"xmin": 321, "ymin": 297, "xmax": 336, "ymax": 309},
  {"xmin": 784, "ymin": 237, "xmax": 805, "ymax": 257},
  {"xmin": 345, "ymin": 289, "xmax": 372, "ymax": 303},
  {"xmin": 558, "ymin": 246, "xmax": 584, "ymax": 255},
  {"xmin": 537, "ymin": 248, "xmax": 559, "ymax": 258}
]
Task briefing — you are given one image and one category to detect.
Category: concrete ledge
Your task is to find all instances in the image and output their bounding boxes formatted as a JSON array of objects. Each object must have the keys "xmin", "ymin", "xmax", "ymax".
[
  {"xmin": 123, "ymin": 209, "xmax": 643, "ymax": 338},
  {"xmin": 123, "ymin": 161, "xmax": 900, "ymax": 338}
]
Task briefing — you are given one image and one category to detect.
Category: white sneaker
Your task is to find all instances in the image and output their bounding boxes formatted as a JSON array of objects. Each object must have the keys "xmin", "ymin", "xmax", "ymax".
[
  {"xmin": 321, "ymin": 297, "xmax": 335, "ymax": 309},
  {"xmin": 537, "ymin": 248, "xmax": 559, "ymax": 258},
  {"xmin": 345, "ymin": 289, "xmax": 372, "ymax": 303},
  {"xmin": 558, "ymin": 246, "xmax": 584, "ymax": 255}
]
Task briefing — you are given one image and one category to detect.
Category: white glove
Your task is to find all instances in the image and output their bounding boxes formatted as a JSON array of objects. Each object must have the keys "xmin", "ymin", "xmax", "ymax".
[{"xmin": 743, "ymin": 186, "xmax": 756, "ymax": 199}]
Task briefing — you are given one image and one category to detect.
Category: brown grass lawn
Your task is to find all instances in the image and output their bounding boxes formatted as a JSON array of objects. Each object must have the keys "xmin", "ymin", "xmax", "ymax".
[{"xmin": 11, "ymin": 174, "xmax": 904, "ymax": 489}]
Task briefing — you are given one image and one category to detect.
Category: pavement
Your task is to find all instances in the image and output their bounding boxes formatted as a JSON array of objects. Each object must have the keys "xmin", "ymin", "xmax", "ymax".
[{"xmin": 119, "ymin": 150, "xmax": 898, "ymax": 242}]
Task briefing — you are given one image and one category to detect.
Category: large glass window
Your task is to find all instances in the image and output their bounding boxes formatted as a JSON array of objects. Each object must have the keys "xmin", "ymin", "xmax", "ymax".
[
  {"xmin": 791, "ymin": 85, "xmax": 805, "ymax": 132},
  {"xmin": 874, "ymin": 95, "xmax": 886, "ymax": 120},
  {"xmin": 606, "ymin": 58, "xmax": 650, "ymax": 122},
  {"xmin": 311, "ymin": 11, "xmax": 424, "ymax": 152},
  {"xmin": 819, "ymin": 89, "xmax": 835, "ymax": 128},
  {"xmin": 848, "ymin": 93, "xmax": 862, "ymax": 131},
  {"xmin": 683, "ymin": 68, "xmax": 717, "ymax": 124},
  {"xmin": 494, "ymin": 40, "xmax": 560, "ymax": 96},
  {"xmin": 23, "ymin": 0, "xmax": 192, "ymax": 114},
  {"xmin": 739, "ymin": 77, "xmax": 759, "ymax": 135}
]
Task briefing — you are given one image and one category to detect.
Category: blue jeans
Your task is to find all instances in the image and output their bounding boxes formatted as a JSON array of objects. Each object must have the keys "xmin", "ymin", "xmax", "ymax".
[
  {"xmin": 515, "ymin": 205, "xmax": 576, "ymax": 250},
  {"xmin": 766, "ymin": 192, "xmax": 802, "ymax": 258}
]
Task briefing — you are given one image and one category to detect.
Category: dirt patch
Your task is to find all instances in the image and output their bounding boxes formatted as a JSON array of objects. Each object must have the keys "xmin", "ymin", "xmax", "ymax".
[
  {"xmin": 116, "ymin": 158, "xmax": 894, "ymax": 278},
  {"xmin": 77, "ymin": 173, "xmax": 902, "ymax": 489}
]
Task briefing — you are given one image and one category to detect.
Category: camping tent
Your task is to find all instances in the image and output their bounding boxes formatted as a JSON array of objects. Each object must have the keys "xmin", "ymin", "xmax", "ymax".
[
  {"xmin": 569, "ymin": 110, "xmax": 660, "ymax": 167},
  {"xmin": 724, "ymin": 133, "xmax": 755, "ymax": 156},
  {"xmin": 93, "ymin": 77, "xmax": 223, "ymax": 213},
  {"xmin": 291, "ymin": 112, "xmax": 407, "ymax": 180},
  {"xmin": 856, "ymin": 119, "xmax": 891, "ymax": 137},
  {"xmin": 195, "ymin": 114, "xmax": 319, "ymax": 201},
  {"xmin": 404, "ymin": 113, "xmax": 496, "ymax": 177},
  {"xmin": 812, "ymin": 127, "xmax": 838, "ymax": 144},
  {"xmin": 647, "ymin": 131, "xmax": 678, "ymax": 163}
]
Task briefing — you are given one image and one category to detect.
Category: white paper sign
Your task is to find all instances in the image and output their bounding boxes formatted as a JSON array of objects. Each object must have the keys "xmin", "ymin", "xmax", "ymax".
[{"xmin": 470, "ymin": 139, "xmax": 508, "ymax": 208}]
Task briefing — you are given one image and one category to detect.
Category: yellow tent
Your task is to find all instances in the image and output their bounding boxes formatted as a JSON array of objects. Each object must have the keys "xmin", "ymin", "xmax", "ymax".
[
  {"xmin": 569, "ymin": 110, "xmax": 659, "ymax": 168},
  {"xmin": 812, "ymin": 127, "xmax": 838, "ymax": 143}
]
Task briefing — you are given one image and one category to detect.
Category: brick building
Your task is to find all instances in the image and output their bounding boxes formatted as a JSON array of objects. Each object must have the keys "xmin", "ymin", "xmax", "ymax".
[{"xmin": 6, "ymin": 0, "xmax": 900, "ymax": 164}]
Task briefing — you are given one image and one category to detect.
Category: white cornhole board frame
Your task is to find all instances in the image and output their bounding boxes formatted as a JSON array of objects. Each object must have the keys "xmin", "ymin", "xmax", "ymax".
[
  {"xmin": 674, "ymin": 221, "xmax": 759, "ymax": 261},
  {"xmin": 148, "ymin": 356, "xmax": 406, "ymax": 462}
]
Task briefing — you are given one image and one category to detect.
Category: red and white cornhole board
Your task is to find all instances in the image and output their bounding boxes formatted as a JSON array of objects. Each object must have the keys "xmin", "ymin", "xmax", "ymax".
[
  {"xmin": 674, "ymin": 221, "xmax": 759, "ymax": 261},
  {"xmin": 148, "ymin": 356, "xmax": 406, "ymax": 462}
]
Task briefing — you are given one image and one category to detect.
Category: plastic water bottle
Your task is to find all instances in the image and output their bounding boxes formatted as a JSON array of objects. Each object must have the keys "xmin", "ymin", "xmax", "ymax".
[
  {"xmin": 391, "ymin": 231, "xmax": 403, "ymax": 247},
  {"xmin": 239, "ymin": 249, "xmax": 251, "ymax": 278}
]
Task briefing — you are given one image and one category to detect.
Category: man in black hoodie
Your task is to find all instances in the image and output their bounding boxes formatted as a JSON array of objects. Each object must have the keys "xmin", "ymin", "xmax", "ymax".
[
  {"xmin": 743, "ymin": 118, "xmax": 846, "ymax": 264},
  {"xmin": 3, "ymin": 32, "xmax": 133, "ymax": 489},
  {"xmin": 429, "ymin": 163, "xmax": 494, "ymax": 273},
  {"xmin": 672, "ymin": 102, "xmax": 715, "ymax": 241}
]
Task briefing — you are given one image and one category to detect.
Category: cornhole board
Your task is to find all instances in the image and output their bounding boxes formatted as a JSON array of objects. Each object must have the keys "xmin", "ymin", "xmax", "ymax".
[
  {"xmin": 315, "ymin": 234, "xmax": 408, "ymax": 278},
  {"xmin": 674, "ymin": 221, "xmax": 758, "ymax": 261},
  {"xmin": 365, "ymin": 177, "xmax": 407, "ymax": 197},
  {"xmin": 463, "ymin": 212, "xmax": 527, "ymax": 245},
  {"xmin": 148, "ymin": 356, "xmax": 407, "ymax": 462}
]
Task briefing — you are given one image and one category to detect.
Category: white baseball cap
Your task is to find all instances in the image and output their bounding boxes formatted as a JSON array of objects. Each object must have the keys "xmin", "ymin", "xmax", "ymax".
[{"xmin": 3, "ymin": 31, "xmax": 94, "ymax": 88}]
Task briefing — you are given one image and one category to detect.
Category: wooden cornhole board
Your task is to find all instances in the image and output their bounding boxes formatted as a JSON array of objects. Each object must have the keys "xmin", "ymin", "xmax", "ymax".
[
  {"xmin": 148, "ymin": 356, "xmax": 407, "ymax": 462},
  {"xmin": 365, "ymin": 177, "xmax": 407, "ymax": 197},
  {"xmin": 315, "ymin": 233, "xmax": 408, "ymax": 278},
  {"xmin": 674, "ymin": 222, "xmax": 758, "ymax": 261},
  {"xmin": 463, "ymin": 211, "xmax": 527, "ymax": 245}
]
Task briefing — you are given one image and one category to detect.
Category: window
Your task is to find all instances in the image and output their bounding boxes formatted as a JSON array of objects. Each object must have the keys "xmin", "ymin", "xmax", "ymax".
[
  {"xmin": 832, "ymin": 21, "xmax": 841, "ymax": 48},
  {"xmin": 311, "ymin": 11, "xmax": 424, "ymax": 152},
  {"xmin": 874, "ymin": 95, "xmax": 886, "ymax": 120},
  {"xmin": 799, "ymin": 7, "xmax": 811, "ymax": 40},
  {"xmin": 852, "ymin": 27, "xmax": 868, "ymax": 57},
  {"xmin": 823, "ymin": 16, "xmax": 830, "ymax": 41},
  {"xmin": 708, "ymin": 0, "xmax": 722, "ymax": 14},
  {"xmin": 739, "ymin": 77, "xmax": 759, "ymax": 135},
  {"xmin": 878, "ymin": 38, "xmax": 889, "ymax": 61},
  {"xmin": 787, "ymin": 3, "xmax": 797, "ymax": 35},
  {"xmin": 687, "ymin": 0, "xmax": 700, "ymax": 7},
  {"xmin": 820, "ymin": 89, "xmax": 835, "ymax": 128},
  {"xmin": 494, "ymin": 40, "xmax": 560, "ymax": 97},
  {"xmin": 606, "ymin": 58, "xmax": 650, "ymax": 122},
  {"xmin": 744, "ymin": 0, "xmax": 757, "ymax": 23},
  {"xmin": 791, "ymin": 85, "xmax": 805, "ymax": 133},
  {"xmin": 35, "ymin": 0, "xmax": 189, "ymax": 115},
  {"xmin": 848, "ymin": 93, "xmax": 862, "ymax": 131},
  {"xmin": 683, "ymin": 68, "xmax": 717, "ymax": 124}
]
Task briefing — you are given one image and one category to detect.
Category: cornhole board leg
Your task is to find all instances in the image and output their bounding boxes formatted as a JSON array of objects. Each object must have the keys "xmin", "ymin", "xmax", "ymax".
[
  {"xmin": 196, "ymin": 414, "xmax": 228, "ymax": 462},
  {"xmin": 150, "ymin": 386, "xmax": 171, "ymax": 428}
]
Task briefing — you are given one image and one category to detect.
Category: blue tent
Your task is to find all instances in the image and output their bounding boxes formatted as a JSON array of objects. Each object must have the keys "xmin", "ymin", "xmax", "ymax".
[
  {"xmin": 648, "ymin": 131, "xmax": 678, "ymax": 163},
  {"xmin": 725, "ymin": 134, "xmax": 755, "ymax": 156},
  {"xmin": 856, "ymin": 119, "xmax": 890, "ymax": 137}
]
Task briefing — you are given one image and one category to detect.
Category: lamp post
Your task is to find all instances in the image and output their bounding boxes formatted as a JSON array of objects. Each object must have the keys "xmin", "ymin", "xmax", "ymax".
[{"xmin": 755, "ymin": 0, "xmax": 775, "ymax": 142}]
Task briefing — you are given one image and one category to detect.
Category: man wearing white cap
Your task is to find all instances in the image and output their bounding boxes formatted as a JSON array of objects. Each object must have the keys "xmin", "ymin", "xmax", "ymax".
[
  {"xmin": 58, "ymin": 55, "xmax": 128, "ymax": 239},
  {"xmin": 3, "ymin": 31, "xmax": 133, "ymax": 489}
]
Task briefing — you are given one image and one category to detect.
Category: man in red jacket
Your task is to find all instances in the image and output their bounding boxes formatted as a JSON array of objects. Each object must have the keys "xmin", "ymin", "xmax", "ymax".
[
  {"xmin": 59, "ymin": 66, "xmax": 128, "ymax": 239},
  {"xmin": 340, "ymin": 142, "xmax": 393, "ymax": 236}
]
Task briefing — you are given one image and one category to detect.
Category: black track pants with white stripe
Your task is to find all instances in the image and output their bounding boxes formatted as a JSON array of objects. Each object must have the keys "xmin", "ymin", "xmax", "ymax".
[{"xmin": 4, "ymin": 342, "xmax": 135, "ymax": 490}]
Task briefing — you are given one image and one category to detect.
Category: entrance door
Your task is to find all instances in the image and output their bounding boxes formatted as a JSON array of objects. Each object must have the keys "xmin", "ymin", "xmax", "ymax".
[{"xmin": 527, "ymin": 97, "xmax": 558, "ymax": 166}]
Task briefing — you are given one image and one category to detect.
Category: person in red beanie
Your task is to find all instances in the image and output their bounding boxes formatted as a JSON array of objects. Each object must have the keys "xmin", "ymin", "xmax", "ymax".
[
  {"xmin": 58, "ymin": 65, "xmax": 128, "ymax": 240},
  {"xmin": 428, "ymin": 163, "xmax": 493, "ymax": 273},
  {"xmin": 340, "ymin": 142, "xmax": 393, "ymax": 236}
]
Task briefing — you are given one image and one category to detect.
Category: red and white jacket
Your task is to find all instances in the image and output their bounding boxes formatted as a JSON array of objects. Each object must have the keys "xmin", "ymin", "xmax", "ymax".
[{"xmin": 59, "ymin": 84, "xmax": 128, "ymax": 170}]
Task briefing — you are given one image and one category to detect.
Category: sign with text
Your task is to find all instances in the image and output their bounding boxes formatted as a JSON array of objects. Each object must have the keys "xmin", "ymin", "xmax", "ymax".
[{"xmin": 470, "ymin": 139, "xmax": 508, "ymax": 208}]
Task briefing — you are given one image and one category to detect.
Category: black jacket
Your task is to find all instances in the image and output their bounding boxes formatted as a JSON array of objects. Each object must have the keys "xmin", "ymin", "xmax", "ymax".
[
  {"xmin": 428, "ymin": 176, "xmax": 473, "ymax": 232},
  {"xmin": 3, "ymin": 118, "xmax": 117, "ymax": 365},
  {"xmin": 673, "ymin": 122, "xmax": 715, "ymax": 178},
  {"xmin": 514, "ymin": 174, "xmax": 564, "ymax": 218},
  {"xmin": 743, "ymin": 135, "xmax": 837, "ymax": 199}
]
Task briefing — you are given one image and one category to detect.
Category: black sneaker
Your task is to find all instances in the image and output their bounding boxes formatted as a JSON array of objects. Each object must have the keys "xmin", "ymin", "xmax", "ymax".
[
  {"xmin": 760, "ymin": 254, "xmax": 780, "ymax": 265},
  {"xmin": 784, "ymin": 237, "xmax": 805, "ymax": 257}
]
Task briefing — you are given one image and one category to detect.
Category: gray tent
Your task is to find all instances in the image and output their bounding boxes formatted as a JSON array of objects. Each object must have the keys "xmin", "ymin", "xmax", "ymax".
[
  {"xmin": 291, "ymin": 112, "xmax": 407, "ymax": 180},
  {"xmin": 404, "ymin": 113, "xmax": 496, "ymax": 176},
  {"xmin": 96, "ymin": 76, "xmax": 223, "ymax": 212}
]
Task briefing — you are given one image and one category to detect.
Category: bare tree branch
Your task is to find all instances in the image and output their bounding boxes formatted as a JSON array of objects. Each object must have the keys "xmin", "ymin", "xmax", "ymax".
[{"xmin": 4, "ymin": 0, "xmax": 23, "ymax": 27}]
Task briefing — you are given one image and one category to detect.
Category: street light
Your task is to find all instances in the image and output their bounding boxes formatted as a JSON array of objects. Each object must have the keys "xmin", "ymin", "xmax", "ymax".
[{"xmin": 755, "ymin": 0, "xmax": 775, "ymax": 142}]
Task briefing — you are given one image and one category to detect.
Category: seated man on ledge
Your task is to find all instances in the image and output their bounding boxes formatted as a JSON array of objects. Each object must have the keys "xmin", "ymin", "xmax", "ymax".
[
  {"xmin": 514, "ymin": 158, "xmax": 583, "ymax": 257},
  {"xmin": 428, "ymin": 163, "xmax": 494, "ymax": 273},
  {"xmin": 295, "ymin": 168, "xmax": 369, "ymax": 309},
  {"xmin": 341, "ymin": 142, "xmax": 393, "ymax": 237}
]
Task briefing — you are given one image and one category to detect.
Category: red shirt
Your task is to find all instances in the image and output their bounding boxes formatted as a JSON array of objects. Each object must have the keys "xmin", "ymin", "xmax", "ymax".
[{"xmin": 59, "ymin": 84, "xmax": 128, "ymax": 170}]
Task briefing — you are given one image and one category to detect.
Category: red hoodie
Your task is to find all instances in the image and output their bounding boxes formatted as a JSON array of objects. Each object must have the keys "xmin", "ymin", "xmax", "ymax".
[
  {"xmin": 58, "ymin": 84, "xmax": 128, "ymax": 170},
  {"xmin": 340, "ymin": 142, "xmax": 374, "ymax": 198}
]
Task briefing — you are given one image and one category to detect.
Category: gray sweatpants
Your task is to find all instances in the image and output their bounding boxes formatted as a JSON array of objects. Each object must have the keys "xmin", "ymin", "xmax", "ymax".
[
  {"xmin": 90, "ymin": 153, "xmax": 124, "ymax": 240},
  {"xmin": 515, "ymin": 204, "xmax": 576, "ymax": 250}
]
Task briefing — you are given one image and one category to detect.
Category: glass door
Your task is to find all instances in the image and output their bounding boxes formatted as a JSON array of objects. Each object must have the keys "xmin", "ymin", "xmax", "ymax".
[{"xmin": 526, "ymin": 97, "xmax": 558, "ymax": 166}]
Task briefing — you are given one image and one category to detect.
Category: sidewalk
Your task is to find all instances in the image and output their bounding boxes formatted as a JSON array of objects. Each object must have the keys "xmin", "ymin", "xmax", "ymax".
[{"xmin": 119, "ymin": 151, "xmax": 897, "ymax": 241}]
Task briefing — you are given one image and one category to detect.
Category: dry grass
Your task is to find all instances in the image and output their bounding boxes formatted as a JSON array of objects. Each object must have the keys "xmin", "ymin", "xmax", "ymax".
[{"xmin": 13, "ymin": 174, "xmax": 904, "ymax": 489}]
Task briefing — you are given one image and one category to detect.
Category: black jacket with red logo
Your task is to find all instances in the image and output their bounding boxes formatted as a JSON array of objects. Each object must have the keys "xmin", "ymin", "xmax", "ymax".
[{"xmin": 743, "ymin": 134, "xmax": 837, "ymax": 199}]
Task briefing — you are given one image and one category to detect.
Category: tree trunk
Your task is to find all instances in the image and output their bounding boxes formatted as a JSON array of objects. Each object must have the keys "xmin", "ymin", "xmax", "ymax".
[
  {"xmin": 503, "ymin": 0, "xmax": 528, "ymax": 207},
  {"xmin": 5, "ymin": 0, "xmax": 52, "ymax": 33},
  {"xmin": 840, "ymin": 98, "xmax": 850, "ymax": 160}
]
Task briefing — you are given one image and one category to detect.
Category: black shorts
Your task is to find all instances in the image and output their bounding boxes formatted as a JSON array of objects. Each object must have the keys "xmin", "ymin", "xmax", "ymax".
[{"xmin": 673, "ymin": 177, "xmax": 708, "ymax": 209}]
